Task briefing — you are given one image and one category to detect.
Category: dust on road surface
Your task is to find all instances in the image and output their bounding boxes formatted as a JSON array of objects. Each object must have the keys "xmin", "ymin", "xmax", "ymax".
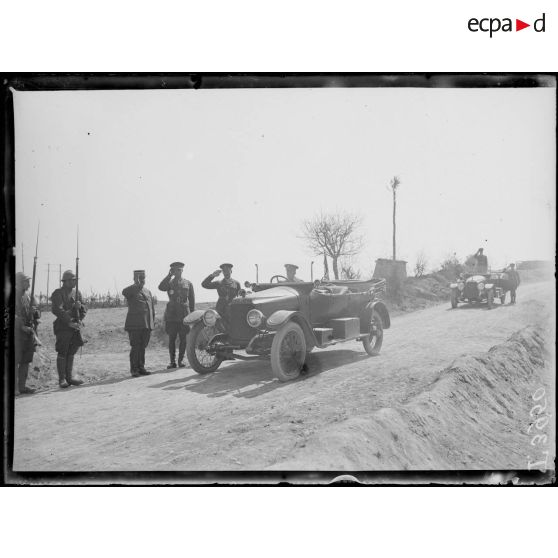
[{"xmin": 13, "ymin": 281, "xmax": 555, "ymax": 472}]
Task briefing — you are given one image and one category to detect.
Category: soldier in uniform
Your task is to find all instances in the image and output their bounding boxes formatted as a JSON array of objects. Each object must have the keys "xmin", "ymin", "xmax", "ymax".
[
  {"xmin": 201, "ymin": 263, "xmax": 241, "ymax": 328},
  {"xmin": 14, "ymin": 272, "xmax": 40, "ymax": 394},
  {"xmin": 473, "ymin": 248, "xmax": 488, "ymax": 274},
  {"xmin": 122, "ymin": 270, "xmax": 156, "ymax": 377},
  {"xmin": 285, "ymin": 263, "xmax": 304, "ymax": 282},
  {"xmin": 51, "ymin": 270, "xmax": 87, "ymax": 388},
  {"xmin": 158, "ymin": 262, "xmax": 195, "ymax": 369},
  {"xmin": 506, "ymin": 263, "xmax": 521, "ymax": 304}
]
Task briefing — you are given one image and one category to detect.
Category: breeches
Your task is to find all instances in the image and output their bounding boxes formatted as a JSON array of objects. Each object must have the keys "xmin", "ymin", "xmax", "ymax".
[
  {"xmin": 15, "ymin": 331, "xmax": 35, "ymax": 365},
  {"xmin": 55, "ymin": 330, "xmax": 83, "ymax": 357},
  {"xmin": 165, "ymin": 321, "xmax": 189, "ymax": 359}
]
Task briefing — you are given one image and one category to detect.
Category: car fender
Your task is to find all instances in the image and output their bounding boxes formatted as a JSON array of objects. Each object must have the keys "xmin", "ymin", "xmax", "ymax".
[
  {"xmin": 360, "ymin": 300, "xmax": 391, "ymax": 332},
  {"xmin": 183, "ymin": 309, "xmax": 219, "ymax": 325},
  {"xmin": 267, "ymin": 310, "xmax": 316, "ymax": 348}
]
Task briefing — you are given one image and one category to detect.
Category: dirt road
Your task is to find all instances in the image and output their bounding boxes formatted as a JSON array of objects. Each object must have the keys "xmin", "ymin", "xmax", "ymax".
[{"xmin": 13, "ymin": 281, "xmax": 555, "ymax": 472}]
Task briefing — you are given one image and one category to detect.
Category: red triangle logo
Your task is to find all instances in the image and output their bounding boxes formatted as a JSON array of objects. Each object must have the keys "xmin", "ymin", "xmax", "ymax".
[{"xmin": 516, "ymin": 19, "xmax": 530, "ymax": 31}]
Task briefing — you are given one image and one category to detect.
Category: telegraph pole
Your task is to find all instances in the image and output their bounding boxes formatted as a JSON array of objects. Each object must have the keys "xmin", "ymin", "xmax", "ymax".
[
  {"xmin": 21, "ymin": 243, "xmax": 25, "ymax": 273},
  {"xmin": 46, "ymin": 263, "xmax": 50, "ymax": 308},
  {"xmin": 59, "ymin": 264, "xmax": 62, "ymax": 283}
]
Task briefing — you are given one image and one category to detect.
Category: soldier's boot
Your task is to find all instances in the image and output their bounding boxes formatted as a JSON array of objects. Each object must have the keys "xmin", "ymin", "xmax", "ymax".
[
  {"xmin": 167, "ymin": 349, "xmax": 177, "ymax": 369},
  {"xmin": 18, "ymin": 364, "xmax": 35, "ymax": 394},
  {"xmin": 57, "ymin": 356, "xmax": 69, "ymax": 388},
  {"xmin": 65, "ymin": 355, "xmax": 83, "ymax": 386},
  {"xmin": 178, "ymin": 336, "xmax": 187, "ymax": 367}
]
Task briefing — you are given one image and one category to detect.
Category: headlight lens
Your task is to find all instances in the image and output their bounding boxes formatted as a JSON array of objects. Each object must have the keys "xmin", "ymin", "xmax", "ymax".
[
  {"xmin": 477, "ymin": 282, "xmax": 485, "ymax": 291},
  {"xmin": 247, "ymin": 309, "xmax": 265, "ymax": 328},
  {"xmin": 203, "ymin": 309, "xmax": 218, "ymax": 327}
]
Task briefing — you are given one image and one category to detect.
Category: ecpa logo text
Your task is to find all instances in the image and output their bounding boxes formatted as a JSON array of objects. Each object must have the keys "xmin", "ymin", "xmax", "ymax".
[{"xmin": 468, "ymin": 13, "xmax": 545, "ymax": 37}]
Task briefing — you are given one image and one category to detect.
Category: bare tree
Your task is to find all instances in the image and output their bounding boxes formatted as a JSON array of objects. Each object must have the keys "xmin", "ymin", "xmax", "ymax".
[
  {"xmin": 414, "ymin": 250, "xmax": 428, "ymax": 278},
  {"xmin": 301, "ymin": 211, "xmax": 363, "ymax": 280},
  {"xmin": 340, "ymin": 260, "xmax": 362, "ymax": 280},
  {"xmin": 389, "ymin": 176, "xmax": 401, "ymax": 261}
]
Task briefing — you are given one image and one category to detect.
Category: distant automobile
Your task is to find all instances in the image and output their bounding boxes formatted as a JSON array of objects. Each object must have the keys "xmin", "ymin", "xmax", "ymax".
[
  {"xmin": 450, "ymin": 271, "xmax": 510, "ymax": 309},
  {"xmin": 184, "ymin": 277, "xmax": 390, "ymax": 381}
]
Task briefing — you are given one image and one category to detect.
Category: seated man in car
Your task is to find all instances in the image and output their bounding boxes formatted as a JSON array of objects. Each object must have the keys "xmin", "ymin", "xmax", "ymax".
[{"xmin": 284, "ymin": 263, "xmax": 304, "ymax": 282}]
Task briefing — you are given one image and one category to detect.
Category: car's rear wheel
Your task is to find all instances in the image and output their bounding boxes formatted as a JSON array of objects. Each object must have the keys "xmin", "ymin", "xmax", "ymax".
[
  {"xmin": 270, "ymin": 322, "xmax": 306, "ymax": 382},
  {"xmin": 362, "ymin": 310, "xmax": 383, "ymax": 356},
  {"xmin": 186, "ymin": 321, "xmax": 223, "ymax": 374},
  {"xmin": 450, "ymin": 290, "xmax": 458, "ymax": 308},
  {"xmin": 487, "ymin": 289, "xmax": 494, "ymax": 310}
]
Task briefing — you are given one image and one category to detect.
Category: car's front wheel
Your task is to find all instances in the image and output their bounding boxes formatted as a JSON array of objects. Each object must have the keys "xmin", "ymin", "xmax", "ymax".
[
  {"xmin": 362, "ymin": 310, "xmax": 384, "ymax": 356},
  {"xmin": 270, "ymin": 322, "xmax": 306, "ymax": 382},
  {"xmin": 186, "ymin": 321, "xmax": 223, "ymax": 374}
]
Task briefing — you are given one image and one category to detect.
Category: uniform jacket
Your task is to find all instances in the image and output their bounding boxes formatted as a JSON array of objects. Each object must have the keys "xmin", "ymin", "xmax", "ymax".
[
  {"xmin": 507, "ymin": 269, "xmax": 521, "ymax": 288},
  {"xmin": 201, "ymin": 275, "xmax": 241, "ymax": 316},
  {"xmin": 15, "ymin": 291, "xmax": 39, "ymax": 335},
  {"xmin": 122, "ymin": 283, "xmax": 156, "ymax": 330},
  {"xmin": 51, "ymin": 287, "xmax": 87, "ymax": 334},
  {"xmin": 158, "ymin": 275, "xmax": 195, "ymax": 322}
]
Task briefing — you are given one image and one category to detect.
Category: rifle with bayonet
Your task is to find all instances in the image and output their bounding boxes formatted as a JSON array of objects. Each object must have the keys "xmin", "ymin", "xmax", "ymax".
[
  {"xmin": 71, "ymin": 227, "xmax": 86, "ymax": 342},
  {"xmin": 25, "ymin": 223, "xmax": 42, "ymax": 347}
]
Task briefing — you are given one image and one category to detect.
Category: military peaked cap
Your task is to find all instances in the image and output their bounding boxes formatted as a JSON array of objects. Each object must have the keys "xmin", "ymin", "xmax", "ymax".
[
  {"xmin": 220, "ymin": 263, "xmax": 233, "ymax": 270},
  {"xmin": 285, "ymin": 263, "xmax": 299, "ymax": 270},
  {"xmin": 170, "ymin": 262, "xmax": 185, "ymax": 269}
]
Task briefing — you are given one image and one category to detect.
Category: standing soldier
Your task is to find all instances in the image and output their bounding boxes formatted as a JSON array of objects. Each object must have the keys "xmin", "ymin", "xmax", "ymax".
[
  {"xmin": 158, "ymin": 262, "xmax": 195, "ymax": 369},
  {"xmin": 14, "ymin": 272, "xmax": 40, "ymax": 394},
  {"xmin": 473, "ymin": 248, "xmax": 488, "ymax": 274},
  {"xmin": 284, "ymin": 263, "xmax": 304, "ymax": 282},
  {"xmin": 122, "ymin": 270, "xmax": 156, "ymax": 377},
  {"xmin": 51, "ymin": 270, "xmax": 87, "ymax": 388},
  {"xmin": 201, "ymin": 263, "xmax": 241, "ymax": 328},
  {"xmin": 506, "ymin": 263, "xmax": 521, "ymax": 304}
]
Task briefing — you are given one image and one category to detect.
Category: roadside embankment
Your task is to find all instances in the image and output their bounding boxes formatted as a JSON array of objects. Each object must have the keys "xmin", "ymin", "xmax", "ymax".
[{"xmin": 272, "ymin": 325, "xmax": 555, "ymax": 472}]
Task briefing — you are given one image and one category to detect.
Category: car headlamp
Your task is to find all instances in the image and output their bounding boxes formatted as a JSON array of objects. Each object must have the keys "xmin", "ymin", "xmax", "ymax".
[
  {"xmin": 203, "ymin": 309, "xmax": 218, "ymax": 327},
  {"xmin": 246, "ymin": 309, "xmax": 265, "ymax": 328},
  {"xmin": 477, "ymin": 282, "xmax": 485, "ymax": 291}
]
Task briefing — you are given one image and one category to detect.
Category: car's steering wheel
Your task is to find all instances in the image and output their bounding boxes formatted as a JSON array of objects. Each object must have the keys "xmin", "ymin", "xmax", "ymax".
[{"xmin": 270, "ymin": 275, "xmax": 288, "ymax": 283}]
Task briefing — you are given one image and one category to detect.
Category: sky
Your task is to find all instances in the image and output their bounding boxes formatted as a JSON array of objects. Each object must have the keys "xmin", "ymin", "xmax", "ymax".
[{"xmin": 13, "ymin": 86, "xmax": 556, "ymax": 303}]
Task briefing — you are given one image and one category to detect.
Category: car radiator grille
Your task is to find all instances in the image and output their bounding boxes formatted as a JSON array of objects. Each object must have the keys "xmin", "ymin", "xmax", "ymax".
[
  {"xmin": 229, "ymin": 304, "xmax": 255, "ymax": 342},
  {"xmin": 464, "ymin": 283, "xmax": 478, "ymax": 299}
]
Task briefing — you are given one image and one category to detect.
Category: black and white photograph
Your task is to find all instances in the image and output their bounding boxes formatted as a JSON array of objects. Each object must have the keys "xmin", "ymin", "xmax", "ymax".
[{"xmin": 3, "ymin": 74, "xmax": 556, "ymax": 482}]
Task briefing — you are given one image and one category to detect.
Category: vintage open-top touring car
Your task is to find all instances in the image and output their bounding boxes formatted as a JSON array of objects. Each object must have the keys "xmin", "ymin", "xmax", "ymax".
[
  {"xmin": 450, "ymin": 271, "xmax": 511, "ymax": 310},
  {"xmin": 184, "ymin": 277, "xmax": 390, "ymax": 381}
]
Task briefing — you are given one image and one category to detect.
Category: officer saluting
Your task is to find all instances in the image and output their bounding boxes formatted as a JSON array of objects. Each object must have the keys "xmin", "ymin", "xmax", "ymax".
[
  {"xmin": 201, "ymin": 263, "xmax": 241, "ymax": 327},
  {"xmin": 51, "ymin": 270, "xmax": 87, "ymax": 388},
  {"xmin": 158, "ymin": 262, "xmax": 195, "ymax": 369},
  {"xmin": 284, "ymin": 263, "xmax": 304, "ymax": 282},
  {"xmin": 122, "ymin": 270, "xmax": 155, "ymax": 377}
]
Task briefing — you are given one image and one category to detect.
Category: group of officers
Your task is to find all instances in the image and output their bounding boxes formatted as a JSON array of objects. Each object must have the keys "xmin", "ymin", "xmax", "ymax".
[{"xmin": 14, "ymin": 262, "xmax": 303, "ymax": 394}]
